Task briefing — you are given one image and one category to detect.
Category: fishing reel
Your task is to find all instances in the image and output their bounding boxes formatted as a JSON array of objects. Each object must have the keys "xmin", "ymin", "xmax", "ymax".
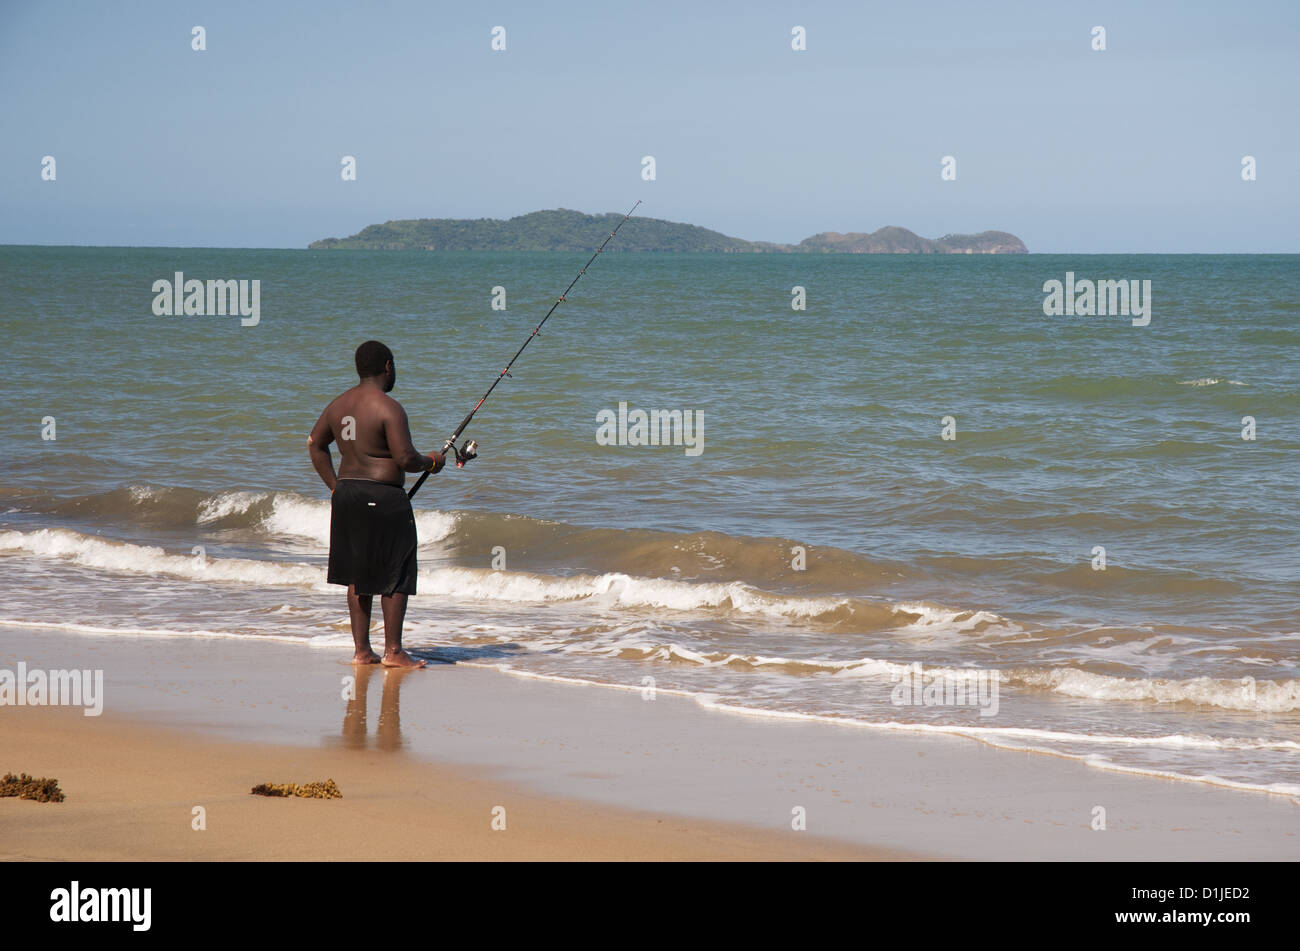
[{"xmin": 451, "ymin": 439, "xmax": 478, "ymax": 468}]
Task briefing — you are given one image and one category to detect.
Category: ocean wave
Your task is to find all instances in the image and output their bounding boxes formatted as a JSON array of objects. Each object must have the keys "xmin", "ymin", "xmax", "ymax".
[
  {"xmin": 0, "ymin": 617, "xmax": 321, "ymax": 644},
  {"xmin": 0, "ymin": 527, "xmax": 327, "ymax": 588},
  {"xmin": 196, "ymin": 490, "xmax": 268, "ymax": 523},
  {"xmin": 496, "ymin": 629, "xmax": 1300, "ymax": 713},
  {"xmin": 8, "ymin": 484, "xmax": 900, "ymax": 586},
  {"xmin": 194, "ymin": 488, "xmax": 457, "ymax": 547},
  {"xmin": 407, "ymin": 596, "xmax": 1296, "ymax": 717},
  {"xmin": 408, "ymin": 565, "xmax": 930, "ymax": 627},
  {"xmin": 31, "ymin": 484, "xmax": 457, "ymax": 548},
  {"xmin": 1014, "ymin": 666, "xmax": 1300, "ymax": 713},
  {"xmin": 0, "ymin": 524, "xmax": 1005, "ymax": 634}
]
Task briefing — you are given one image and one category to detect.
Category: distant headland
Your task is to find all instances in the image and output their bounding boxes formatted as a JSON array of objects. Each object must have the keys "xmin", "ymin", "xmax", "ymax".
[{"xmin": 308, "ymin": 209, "xmax": 1027, "ymax": 254}]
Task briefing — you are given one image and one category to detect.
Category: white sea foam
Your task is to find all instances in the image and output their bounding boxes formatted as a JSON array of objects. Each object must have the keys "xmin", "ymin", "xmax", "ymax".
[
  {"xmin": 0, "ymin": 617, "xmax": 321, "ymax": 644},
  {"xmin": 257, "ymin": 494, "xmax": 329, "ymax": 544},
  {"xmin": 1178, "ymin": 378, "xmax": 1247, "ymax": 386},
  {"xmin": 1, "ymin": 528, "xmax": 862, "ymax": 620},
  {"xmin": 196, "ymin": 490, "xmax": 265, "ymax": 523},
  {"xmin": 483, "ymin": 626, "xmax": 1300, "ymax": 715},
  {"xmin": 185, "ymin": 488, "xmax": 459, "ymax": 549},
  {"xmin": 0, "ymin": 527, "xmax": 847, "ymax": 621},
  {"xmin": 128, "ymin": 485, "xmax": 169, "ymax": 503},
  {"xmin": 262, "ymin": 493, "xmax": 456, "ymax": 547},
  {"xmin": 0, "ymin": 527, "xmax": 1029, "ymax": 637},
  {"xmin": 0, "ymin": 528, "xmax": 326, "ymax": 588},
  {"xmin": 1018, "ymin": 667, "xmax": 1300, "ymax": 712},
  {"xmin": 4, "ymin": 527, "xmax": 1295, "ymax": 718},
  {"xmin": 120, "ymin": 486, "xmax": 458, "ymax": 549},
  {"xmin": 414, "ymin": 572, "xmax": 1008, "ymax": 632},
  {"xmin": 894, "ymin": 602, "xmax": 1011, "ymax": 633},
  {"xmin": 412, "ymin": 566, "xmax": 862, "ymax": 620}
]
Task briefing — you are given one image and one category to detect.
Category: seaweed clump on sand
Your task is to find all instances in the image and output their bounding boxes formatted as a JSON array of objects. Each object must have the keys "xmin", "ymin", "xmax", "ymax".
[
  {"xmin": 1, "ymin": 772, "xmax": 66, "ymax": 803},
  {"xmin": 250, "ymin": 779, "xmax": 342, "ymax": 799}
]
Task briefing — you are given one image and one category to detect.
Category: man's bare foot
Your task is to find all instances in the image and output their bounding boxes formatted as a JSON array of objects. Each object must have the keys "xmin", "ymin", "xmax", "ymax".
[
  {"xmin": 382, "ymin": 649, "xmax": 426, "ymax": 669},
  {"xmin": 351, "ymin": 651, "xmax": 382, "ymax": 665}
]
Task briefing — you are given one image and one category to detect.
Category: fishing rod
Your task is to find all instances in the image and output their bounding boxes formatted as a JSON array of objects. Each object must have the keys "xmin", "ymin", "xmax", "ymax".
[{"xmin": 408, "ymin": 199, "xmax": 641, "ymax": 500}]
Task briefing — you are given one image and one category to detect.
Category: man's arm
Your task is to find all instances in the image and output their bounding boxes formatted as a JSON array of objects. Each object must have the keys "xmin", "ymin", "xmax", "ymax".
[
  {"xmin": 308, "ymin": 407, "xmax": 338, "ymax": 492},
  {"xmin": 385, "ymin": 402, "xmax": 443, "ymax": 473}
]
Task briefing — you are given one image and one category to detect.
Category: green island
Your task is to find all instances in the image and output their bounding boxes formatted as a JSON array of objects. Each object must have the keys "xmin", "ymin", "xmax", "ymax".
[{"xmin": 309, "ymin": 209, "xmax": 1027, "ymax": 253}]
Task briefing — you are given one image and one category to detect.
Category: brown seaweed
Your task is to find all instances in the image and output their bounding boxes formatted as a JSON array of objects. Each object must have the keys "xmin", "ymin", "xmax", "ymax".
[
  {"xmin": 1, "ymin": 772, "xmax": 66, "ymax": 803},
  {"xmin": 250, "ymin": 779, "xmax": 342, "ymax": 799}
]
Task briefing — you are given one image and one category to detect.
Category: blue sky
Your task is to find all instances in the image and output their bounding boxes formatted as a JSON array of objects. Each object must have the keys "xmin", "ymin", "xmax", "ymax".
[{"xmin": 1, "ymin": 0, "xmax": 1296, "ymax": 251}]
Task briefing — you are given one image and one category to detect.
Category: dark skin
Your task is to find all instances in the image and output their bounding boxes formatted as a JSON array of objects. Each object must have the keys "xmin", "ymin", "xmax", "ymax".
[{"xmin": 309, "ymin": 358, "xmax": 445, "ymax": 668}]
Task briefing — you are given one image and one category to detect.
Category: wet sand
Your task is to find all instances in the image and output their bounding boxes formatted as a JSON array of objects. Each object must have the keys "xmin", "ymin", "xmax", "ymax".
[{"xmin": 0, "ymin": 705, "xmax": 892, "ymax": 861}]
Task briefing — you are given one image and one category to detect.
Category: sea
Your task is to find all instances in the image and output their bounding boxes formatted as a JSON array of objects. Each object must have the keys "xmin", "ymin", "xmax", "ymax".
[{"xmin": 1, "ymin": 245, "xmax": 1297, "ymax": 797}]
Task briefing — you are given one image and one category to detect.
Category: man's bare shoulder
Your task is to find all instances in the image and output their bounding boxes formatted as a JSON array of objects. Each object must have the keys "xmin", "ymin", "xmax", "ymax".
[
  {"xmin": 374, "ymin": 391, "xmax": 408, "ymax": 418},
  {"xmin": 328, "ymin": 386, "xmax": 404, "ymax": 421},
  {"xmin": 327, "ymin": 385, "xmax": 361, "ymax": 406}
]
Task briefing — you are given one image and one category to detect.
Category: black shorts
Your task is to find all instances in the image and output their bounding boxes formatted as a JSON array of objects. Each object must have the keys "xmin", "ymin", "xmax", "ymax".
[{"xmin": 327, "ymin": 479, "xmax": 418, "ymax": 596}]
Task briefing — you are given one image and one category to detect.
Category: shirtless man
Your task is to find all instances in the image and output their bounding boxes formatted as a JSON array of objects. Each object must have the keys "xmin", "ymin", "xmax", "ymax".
[{"xmin": 308, "ymin": 340, "xmax": 444, "ymax": 668}]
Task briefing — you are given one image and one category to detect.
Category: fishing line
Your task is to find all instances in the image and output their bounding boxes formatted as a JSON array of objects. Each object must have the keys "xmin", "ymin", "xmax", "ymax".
[{"xmin": 408, "ymin": 200, "xmax": 641, "ymax": 499}]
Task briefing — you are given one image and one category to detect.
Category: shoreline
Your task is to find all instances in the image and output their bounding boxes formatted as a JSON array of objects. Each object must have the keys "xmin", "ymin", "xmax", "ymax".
[
  {"xmin": 3, "ymin": 616, "xmax": 1296, "ymax": 802},
  {"xmin": 2, "ymin": 625, "xmax": 1297, "ymax": 860},
  {"xmin": 450, "ymin": 660, "xmax": 1300, "ymax": 801}
]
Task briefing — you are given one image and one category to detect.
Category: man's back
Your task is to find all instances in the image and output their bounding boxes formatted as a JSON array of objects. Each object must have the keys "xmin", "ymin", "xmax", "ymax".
[{"xmin": 319, "ymin": 384, "xmax": 421, "ymax": 487}]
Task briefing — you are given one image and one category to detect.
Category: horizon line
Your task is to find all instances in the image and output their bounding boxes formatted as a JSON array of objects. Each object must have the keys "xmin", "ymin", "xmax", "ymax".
[{"xmin": 2, "ymin": 242, "xmax": 1298, "ymax": 255}]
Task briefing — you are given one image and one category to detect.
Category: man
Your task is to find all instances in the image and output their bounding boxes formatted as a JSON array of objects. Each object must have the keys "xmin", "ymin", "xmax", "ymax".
[{"xmin": 308, "ymin": 340, "xmax": 444, "ymax": 668}]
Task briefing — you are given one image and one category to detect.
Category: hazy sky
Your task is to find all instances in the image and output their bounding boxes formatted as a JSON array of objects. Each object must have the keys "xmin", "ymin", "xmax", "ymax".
[{"xmin": 1, "ymin": 0, "xmax": 1296, "ymax": 251}]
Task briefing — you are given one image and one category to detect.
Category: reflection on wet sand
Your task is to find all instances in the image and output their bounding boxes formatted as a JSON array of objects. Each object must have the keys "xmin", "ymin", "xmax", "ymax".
[
  {"xmin": 339, "ymin": 664, "xmax": 411, "ymax": 751},
  {"xmin": 332, "ymin": 645, "xmax": 520, "ymax": 752}
]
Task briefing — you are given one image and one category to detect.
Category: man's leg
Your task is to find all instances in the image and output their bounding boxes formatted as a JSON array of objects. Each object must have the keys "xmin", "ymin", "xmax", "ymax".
[
  {"xmin": 380, "ymin": 592, "xmax": 426, "ymax": 668},
  {"xmin": 347, "ymin": 585, "xmax": 381, "ymax": 664}
]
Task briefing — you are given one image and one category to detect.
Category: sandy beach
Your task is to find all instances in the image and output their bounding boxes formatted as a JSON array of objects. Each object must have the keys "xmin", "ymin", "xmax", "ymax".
[
  {"xmin": 1, "ymin": 704, "xmax": 891, "ymax": 861},
  {"xmin": 2, "ymin": 625, "xmax": 1296, "ymax": 861}
]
